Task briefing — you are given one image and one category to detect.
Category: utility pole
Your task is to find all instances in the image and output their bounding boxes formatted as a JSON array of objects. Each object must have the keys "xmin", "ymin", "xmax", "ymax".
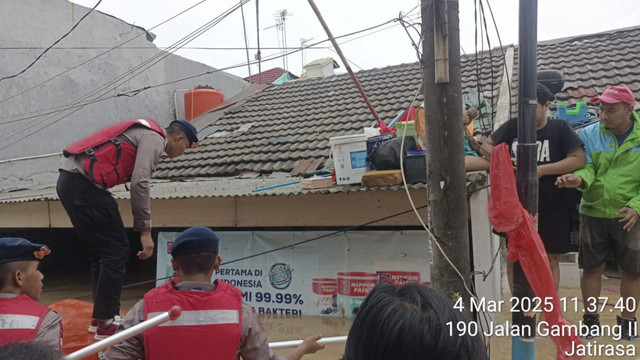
[
  {"xmin": 512, "ymin": 0, "xmax": 538, "ymax": 358},
  {"xmin": 421, "ymin": 0, "xmax": 472, "ymax": 316}
]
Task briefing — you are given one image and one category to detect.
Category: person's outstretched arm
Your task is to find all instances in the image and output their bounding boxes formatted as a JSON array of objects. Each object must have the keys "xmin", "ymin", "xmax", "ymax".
[
  {"xmin": 239, "ymin": 304, "xmax": 324, "ymax": 360},
  {"xmin": 283, "ymin": 335, "xmax": 324, "ymax": 360}
]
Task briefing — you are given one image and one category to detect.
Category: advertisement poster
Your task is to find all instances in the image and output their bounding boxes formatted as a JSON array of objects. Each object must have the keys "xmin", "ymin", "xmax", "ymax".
[{"xmin": 157, "ymin": 230, "xmax": 429, "ymax": 318}]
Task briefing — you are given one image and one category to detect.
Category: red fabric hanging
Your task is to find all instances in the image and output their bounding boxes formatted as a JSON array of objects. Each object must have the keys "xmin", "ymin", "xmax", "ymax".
[{"xmin": 488, "ymin": 143, "xmax": 582, "ymax": 360}]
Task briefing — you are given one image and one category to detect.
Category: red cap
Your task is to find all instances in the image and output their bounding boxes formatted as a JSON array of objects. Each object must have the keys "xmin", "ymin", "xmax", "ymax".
[{"xmin": 591, "ymin": 86, "xmax": 635, "ymax": 106}]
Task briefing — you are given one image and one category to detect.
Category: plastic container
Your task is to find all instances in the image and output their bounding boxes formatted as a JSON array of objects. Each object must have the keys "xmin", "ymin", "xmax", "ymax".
[
  {"xmin": 394, "ymin": 121, "xmax": 419, "ymax": 143},
  {"xmin": 312, "ymin": 278, "xmax": 338, "ymax": 315},
  {"xmin": 376, "ymin": 271, "xmax": 421, "ymax": 287},
  {"xmin": 184, "ymin": 88, "xmax": 224, "ymax": 120},
  {"xmin": 337, "ymin": 272, "xmax": 378, "ymax": 318},
  {"xmin": 366, "ymin": 132, "xmax": 397, "ymax": 170},
  {"xmin": 556, "ymin": 101, "xmax": 588, "ymax": 123},
  {"xmin": 403, "ymin": 150, "xmax": 426, "ymax": 184},
  {"xmin": 329, "ymin": 134, "xmax": 368, "ymax": 185}
]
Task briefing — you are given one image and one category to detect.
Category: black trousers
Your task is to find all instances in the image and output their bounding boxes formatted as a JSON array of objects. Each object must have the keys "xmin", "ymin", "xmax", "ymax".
[{"xmin": 56, "ymin": 170, "xmax": 129, "ymax": 319}]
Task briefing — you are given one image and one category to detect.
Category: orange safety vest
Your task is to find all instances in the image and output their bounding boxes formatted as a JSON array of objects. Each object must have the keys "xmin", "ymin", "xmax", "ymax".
[
  {"xmin": 63, "ymin": 119, "xmax": 165, "ymax": 189},
  {"xmin": 143, "ymin": 280, "xmax": 243, "ymax": 360}
]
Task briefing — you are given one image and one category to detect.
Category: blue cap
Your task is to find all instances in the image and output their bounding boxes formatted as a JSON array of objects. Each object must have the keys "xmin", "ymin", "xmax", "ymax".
[
  {"xmin": 170, "ymin": 119, "xmax": 199, "ymax": 146},
  {"xmin": 0, "ymin": 238, "xmax": 51, "ymax": 265},
  {"xmin": 171, "ymin": 227, "xmax": 219, "ymax": 257}
]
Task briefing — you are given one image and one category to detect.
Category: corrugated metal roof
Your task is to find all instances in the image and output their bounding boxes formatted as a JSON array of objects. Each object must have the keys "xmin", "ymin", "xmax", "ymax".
[{"xmin": 0, "ymin": 177, "xmax": 428, "ymax": 204}]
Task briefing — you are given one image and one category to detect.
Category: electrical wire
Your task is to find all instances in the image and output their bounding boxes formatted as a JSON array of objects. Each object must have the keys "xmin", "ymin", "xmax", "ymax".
[
  {"xmin": 0, "ymin": 16, "xmax": 398, "ymax": 128},
  {"xmin": 398, "ymin": 16, "xmax": 423, "ymax": 63},
  {"xmin": 64, "ymin": 204, "xmax": 429, "ymax": 301},
  {"xmin": 240, "ymin": 0, "xmax": 253, "ymax": 81},
  {"xmin": 0, "ymin": 16, "xmax": 402, "ymax": 151},
  {"xmin": 0, "ymin": 0, "xmax": 210, "ymax": 107},
  {"xmin": 326, "ymin": 48, "xmax": 362, "ymax": 71},
  {"xmin": 256, "ymin": 0, "xmax": 262, "ymax": 82},
  {"xmin": 0, "ymin": 46, "xmax": 329, "ymax": 50},
  {"xmin": 3, "ymin": 6, "xmax": 377, "ymax": 135},
  {"xmin": 473, "ymin": 0, "xmax": 486, "ymax": 127},
  {"xmin": 398, "ymin": 76, "xmax": 492, "ymax": 351},
  {"xmin": 0, "ymin": 0, "xmax": 102, "ymax": 83},
  {"xmin": 479, "ymin": 0, "xmax": 496, "ymax": 130},
  {"xmin": 398, "ymin": 88, "xmax": 479, "ymax": 298},
  {"xmin": 0, "ymin": 1, "xmax": 250, "ymax": 145},
  {"xmin": 484, "ymin": 0, "xmax": 512, "ymax": 123}
]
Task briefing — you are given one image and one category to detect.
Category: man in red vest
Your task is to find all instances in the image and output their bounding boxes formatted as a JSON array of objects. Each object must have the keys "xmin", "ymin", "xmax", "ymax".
[
  {"xmin": 103, "ymin": 227, "xmax": 325, "ymax": 360},
  {"xmin": 56, "ymin": 119, "xmax": 198, "ymax": 340},
  {"xmin": 0, "ymin": 237, "xmax": 62, "ymax": 349}
]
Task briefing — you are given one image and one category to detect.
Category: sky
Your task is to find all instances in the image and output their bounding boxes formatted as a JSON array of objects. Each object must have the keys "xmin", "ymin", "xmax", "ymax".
[{"xmin": 69, "ymin": 0, "xmax": 640, "ymax": 80}]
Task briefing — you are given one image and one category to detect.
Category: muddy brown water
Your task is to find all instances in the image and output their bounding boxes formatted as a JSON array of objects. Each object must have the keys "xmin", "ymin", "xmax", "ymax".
[{"xmin": 40, "ymin": 272, "xmax": 639, "ymax": 360}]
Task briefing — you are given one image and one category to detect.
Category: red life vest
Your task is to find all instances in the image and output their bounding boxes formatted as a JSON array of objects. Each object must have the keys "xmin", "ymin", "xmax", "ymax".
[
  {"xmin": 143, "ymin": 280, "xmax": 243, "ymax": 360},
  {"xmin": 0, "ymin": 294, "xmax": 58, "ymax": 348},
  {"xmin": 63, "ymin": 119, "xmax": 166, "ymax": 189}
]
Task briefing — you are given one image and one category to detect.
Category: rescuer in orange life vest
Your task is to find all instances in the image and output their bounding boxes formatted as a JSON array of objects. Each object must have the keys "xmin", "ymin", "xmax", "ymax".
[
  {"xmin": 0, "ymin": 237, "xmax": 62, "ymax": 349},
  {"xmin": 102, "ymin": 226, "xmax": 325, "ymax": 360},
  {"xmin": 56, "ymin": 119, "xmax": 198, "ymax": 340}
]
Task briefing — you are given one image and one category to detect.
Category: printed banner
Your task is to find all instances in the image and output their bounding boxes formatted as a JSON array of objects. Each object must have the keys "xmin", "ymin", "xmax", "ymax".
[{"xmin": 157, "ymin": 230, "xmax": 430, "ymax": 318}]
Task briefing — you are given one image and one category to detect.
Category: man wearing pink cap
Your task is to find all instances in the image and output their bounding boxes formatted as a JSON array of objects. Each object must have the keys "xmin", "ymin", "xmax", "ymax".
[{"xmin": 557, "ymin": 85, "xmax": 640, "ymax": 340}]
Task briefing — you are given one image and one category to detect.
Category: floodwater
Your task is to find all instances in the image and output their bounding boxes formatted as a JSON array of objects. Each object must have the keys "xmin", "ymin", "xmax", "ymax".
[{"xmin": 40, "ymin": 271, "xmax": 639, "ymax": 360}]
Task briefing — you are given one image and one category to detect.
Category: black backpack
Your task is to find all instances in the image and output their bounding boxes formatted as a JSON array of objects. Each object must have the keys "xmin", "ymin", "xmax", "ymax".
[{"xmin": 369, "ymin": 136, "xmax": 417, "ymax": 170}]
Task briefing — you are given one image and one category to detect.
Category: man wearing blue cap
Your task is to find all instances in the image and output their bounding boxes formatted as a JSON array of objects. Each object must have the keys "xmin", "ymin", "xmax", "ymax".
[
  {"xmin": 103, "ymin": 226, "xmax": 324, "ymax": 360},
  {"xmin": 0, "ymin": 238, "xmax": 62, "ymax": 349},
  {"xmin": 56, "ymin": 119, "xmax": 198, "ymax": 339}
]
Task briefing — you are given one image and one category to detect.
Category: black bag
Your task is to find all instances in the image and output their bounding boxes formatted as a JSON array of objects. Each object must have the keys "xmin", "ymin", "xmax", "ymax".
[{"xmin": 369, "ymin": 136, "xmax": 417, "ymax": 170}]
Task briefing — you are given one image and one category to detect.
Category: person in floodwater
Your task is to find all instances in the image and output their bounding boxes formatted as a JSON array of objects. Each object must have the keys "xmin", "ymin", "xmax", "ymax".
[{"xmin": 343, "ymin": 283, "xmax": 488, "ymax": 360}]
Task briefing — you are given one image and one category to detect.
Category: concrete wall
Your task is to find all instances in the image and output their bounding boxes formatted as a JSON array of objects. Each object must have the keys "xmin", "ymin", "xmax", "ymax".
[{"xmin": 0, "ymin": 0, "xmax": 249, "ymax": 191}]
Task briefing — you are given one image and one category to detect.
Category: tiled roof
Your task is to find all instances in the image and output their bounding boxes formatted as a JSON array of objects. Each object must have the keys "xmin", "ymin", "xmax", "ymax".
[
  {"xmin": 159, "ymin": 25, "xmax": 640, "ymax": 180},
  {"xmin": 510, "ymin": 26, "xmax": 640, "ymax": 116},
  {"xmin": 244, "ymin": 67, "xmax": 297, "ymax": 85},
  {"xmin": 155, "ymin": 49, "xmax": 503, "ymax": 179}
]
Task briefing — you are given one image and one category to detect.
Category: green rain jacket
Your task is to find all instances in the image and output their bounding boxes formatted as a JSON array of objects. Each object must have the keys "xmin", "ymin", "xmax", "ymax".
[{"xmin": 575, "ymin": 112, "xmax": 640, "ymax": 218}]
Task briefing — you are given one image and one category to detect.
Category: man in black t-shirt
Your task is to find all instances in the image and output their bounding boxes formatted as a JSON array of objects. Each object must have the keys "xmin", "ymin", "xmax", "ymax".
[{"xmin": 481, "ymin": 84, "xmax": 585, "ymax": 290}]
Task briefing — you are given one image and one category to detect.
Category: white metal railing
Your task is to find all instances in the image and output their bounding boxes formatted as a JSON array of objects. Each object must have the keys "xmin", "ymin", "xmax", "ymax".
[
  {"xmin": 64, "ymin": 305, "xmax": 346, "ymax": 359},
  {"xmin": 64, "ymin": 306, "xmax": 182, "ymax": 360}
]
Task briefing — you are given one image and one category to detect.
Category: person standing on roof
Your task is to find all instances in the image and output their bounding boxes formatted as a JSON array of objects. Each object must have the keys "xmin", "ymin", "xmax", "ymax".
[
  {"xmin": 102, "ymin": 226, "xmax": 325, "ymax": 360},
  {"xmin": 556, "ymin": 85, "xmax": 640, "ymax": 340},
  {"xmin": 56, "ymin": 119, "xmax": 198, "ymax": 340},
  {"xmin": 0, "ymin": 237, "xmax": 62, "ymax": 349}
]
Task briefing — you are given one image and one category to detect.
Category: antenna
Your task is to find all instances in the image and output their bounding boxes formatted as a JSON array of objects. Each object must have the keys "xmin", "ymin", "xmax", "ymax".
[{"xmin": 264, "ymin": 10, "xmax": 292, "ymax": 70}]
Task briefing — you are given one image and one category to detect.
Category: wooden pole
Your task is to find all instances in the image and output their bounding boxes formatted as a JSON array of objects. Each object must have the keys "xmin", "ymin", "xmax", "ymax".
[{"xmin": 421, "ymin": 0, "xmax": 472, "ymax": 316}]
